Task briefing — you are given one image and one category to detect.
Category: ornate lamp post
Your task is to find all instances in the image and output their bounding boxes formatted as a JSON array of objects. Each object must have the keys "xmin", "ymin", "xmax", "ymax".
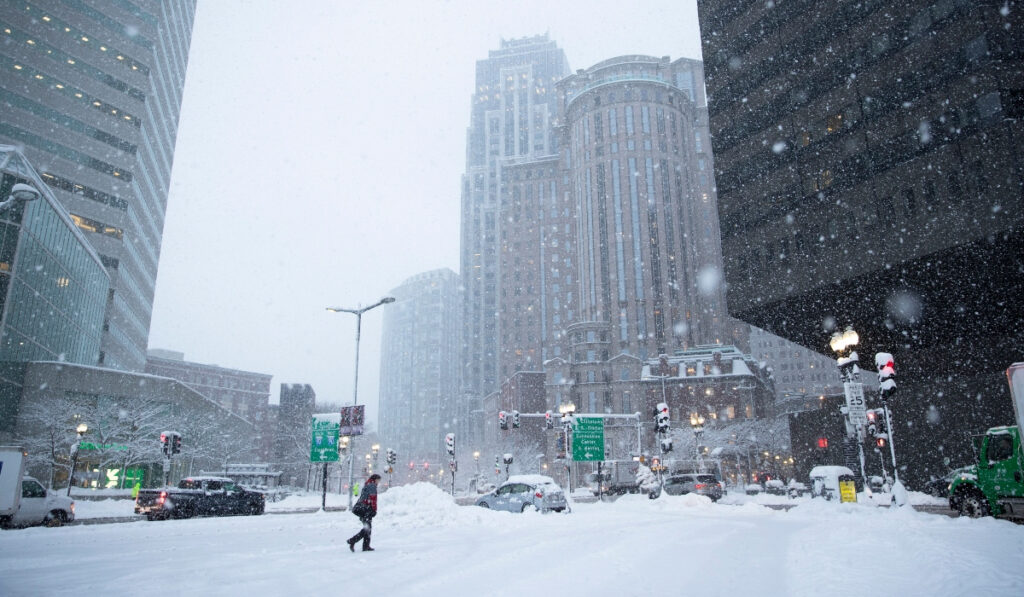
[
  {"xmin": 67, "ymin": 423, "xmax": 88, "ymax": 496},
  {"xmin": 829, "ymin": 326, "xmax": 869, "ymax": 490},
  {"xmin": 689, "ymin": 413, "xmax": 705, "ymax": 472}
]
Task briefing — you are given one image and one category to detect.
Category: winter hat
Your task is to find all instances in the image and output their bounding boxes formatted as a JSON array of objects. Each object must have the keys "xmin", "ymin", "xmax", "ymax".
[{"xmin": 368, "ymin": 474, "xmax": 382, "ymax": 482}]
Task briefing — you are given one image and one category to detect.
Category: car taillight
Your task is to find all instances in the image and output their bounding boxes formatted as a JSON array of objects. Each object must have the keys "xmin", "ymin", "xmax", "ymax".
[
  {"xmin": 535, "ymin": 491, "xmax": 543, "ymax": 498},
  {"xmin": 157, "ymin": 491, "xmax": 167, "ymax": 505},
  {"xmin": 695, "ymin": 483, "xmax": 706, "ymax": 489}
]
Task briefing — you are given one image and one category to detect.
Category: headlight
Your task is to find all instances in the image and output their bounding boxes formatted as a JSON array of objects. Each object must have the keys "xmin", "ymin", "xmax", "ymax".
[{"xmin": 70, "ymin": 502, "xmax": 75, "ymax": 514}]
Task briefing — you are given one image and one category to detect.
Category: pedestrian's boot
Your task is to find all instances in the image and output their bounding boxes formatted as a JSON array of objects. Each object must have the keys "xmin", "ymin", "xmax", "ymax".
[
  {"xmin": 347, "ymin": 536, "xmax": 358, "ymax": 552},
  {"xmin": 362, "ymin": 536, "xmax": 374, "ymax": 552}
]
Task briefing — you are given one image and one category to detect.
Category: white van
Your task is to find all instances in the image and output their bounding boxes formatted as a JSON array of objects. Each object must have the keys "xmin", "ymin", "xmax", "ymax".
[{"xmin": 809, "ymin": 465, "xmax": 856, "ymax": 501}]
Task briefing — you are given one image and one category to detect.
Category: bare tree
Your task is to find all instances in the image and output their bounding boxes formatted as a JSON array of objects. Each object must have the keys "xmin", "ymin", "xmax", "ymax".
[{"xmin": 15, "ymin": 394, "xmax": 88, "ymax": 489}]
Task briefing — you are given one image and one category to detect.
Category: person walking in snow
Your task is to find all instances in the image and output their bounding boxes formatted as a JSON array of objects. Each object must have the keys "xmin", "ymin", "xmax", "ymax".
[{"xmin": 347, "ymin": 473, "xmax": 380, "ymax": 552}]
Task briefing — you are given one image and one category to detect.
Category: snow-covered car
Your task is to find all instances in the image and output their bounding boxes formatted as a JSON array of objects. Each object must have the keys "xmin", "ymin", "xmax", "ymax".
[
  {"xmin": 745, "ymin": 483, "xmax": 763, "ymax": 495},
  {"xmin": 475, "ymin": 475, "xmax": 568, "ymax": 513},
  {"xmin": 662, "ymin": 473, "xmax": 723, "ymax": 501},
  {"xmin": 787, "ymin": 480, "xmax": 809, "ymax": 498},
  {"xmin": 764, "ymin": 479, "xmax": 787, "ymax": 495}
]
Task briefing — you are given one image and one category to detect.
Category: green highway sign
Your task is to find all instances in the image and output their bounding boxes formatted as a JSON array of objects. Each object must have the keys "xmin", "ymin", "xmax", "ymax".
[
  {"xmin": 572, "ymin": 416, "xmax": 604, "ymax": 461},
  {"xmin": 310, "ymin": 413, "xmax": 341, "ymax": 462}
]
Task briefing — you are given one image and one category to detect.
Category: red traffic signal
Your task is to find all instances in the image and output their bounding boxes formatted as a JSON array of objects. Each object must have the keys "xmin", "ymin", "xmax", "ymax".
[
  {"xmin": 498, "ymin": 410, "xmax": 508, "ymax": 430},
  {"xmin": 876, "ymin": 437, "xmax": 887, "ymax": 448},
  {"xmin": 816, "ymin": 437, "xmax": 829, "ymax": 449}
]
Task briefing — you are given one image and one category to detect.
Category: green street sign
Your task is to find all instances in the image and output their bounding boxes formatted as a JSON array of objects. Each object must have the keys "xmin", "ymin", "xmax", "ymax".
[
  {"xmin": 310, "ymin": 413, "xmax": 340, "ymax": 462},
  {"xmin": 572, "ymin": 416, "xmax": 604, "ymax": 461}
]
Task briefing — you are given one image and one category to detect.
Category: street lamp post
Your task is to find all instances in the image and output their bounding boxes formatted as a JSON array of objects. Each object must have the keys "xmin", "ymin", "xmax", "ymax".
[
  {"xmin": 67, "ymin": 423, "xmax": 88, "ymax": 496},
  {"xmin": 558, "ymin": 402, "xmax": 576, "ymax": 493},
  {"xmin": 327, "ymin": 296, "xmax": 395, "ymax": 509},
  {"xmin": 689, "ymin": 413, "xmax": 705, "ymax": 473},
  {"xmin": 829, "ymin": 326, "xmax": 869, "ymax": 491}
]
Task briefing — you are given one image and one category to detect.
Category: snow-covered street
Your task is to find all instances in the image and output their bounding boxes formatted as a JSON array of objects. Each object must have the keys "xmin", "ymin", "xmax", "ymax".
[{"xmin": 2, "ymin": 483, "xmax": 1022, "ymax": 596}]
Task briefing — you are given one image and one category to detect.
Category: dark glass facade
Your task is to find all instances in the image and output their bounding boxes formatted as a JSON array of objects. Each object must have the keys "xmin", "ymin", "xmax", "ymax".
[{"xmin": 698, "ymin": 0, "xmax": 1024, "ymax": 484}]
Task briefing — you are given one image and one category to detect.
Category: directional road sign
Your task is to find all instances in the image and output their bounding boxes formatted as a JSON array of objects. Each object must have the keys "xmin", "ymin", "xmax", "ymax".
[
  {"xmin": 572, "ymin": 416, "xmax": 605, "ymax": 461},
  {"xmin": 310, "ymin": 413, "xmax": 341, "ymax": 462}
]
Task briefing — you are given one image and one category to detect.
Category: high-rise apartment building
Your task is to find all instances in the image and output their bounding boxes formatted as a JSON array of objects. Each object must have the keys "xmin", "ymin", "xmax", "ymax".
[
  {"xmin": 379, "ymin": 269, "xmax": 461, "ymax": 464},
  {"xmin": 557, "ymin": 56, "xmax": 728, "ymax": 358},
  {"xmin": 460, "ymin": 35, "xmax": 570, "ymax": 442},
  {"xmin": 498, "ymin": 56, "xmax": 731, "ymax": 384},
  {"xmin": 698, "ymin": 0, "xmax": 1023, "ymax": 482},
  {"xmin": 1, "ymin": 1, "xmax": 197, "ymax": 370}
]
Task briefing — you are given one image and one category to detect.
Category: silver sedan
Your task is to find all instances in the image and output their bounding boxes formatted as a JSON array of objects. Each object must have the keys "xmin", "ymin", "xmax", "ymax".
[{"xmin": 475, "ymin": 475, "xmax": 568, "ymax": 513}]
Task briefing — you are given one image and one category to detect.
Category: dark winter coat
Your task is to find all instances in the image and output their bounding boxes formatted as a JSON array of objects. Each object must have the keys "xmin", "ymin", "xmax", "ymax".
[{"xmin": 354, "ymin": 478, "xmax": 378, "ymax": 520}]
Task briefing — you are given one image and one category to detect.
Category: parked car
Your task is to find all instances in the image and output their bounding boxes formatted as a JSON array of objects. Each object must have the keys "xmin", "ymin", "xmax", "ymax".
[
  {"xmin": 661, "ymin": 473, "xmax": 723, "ymax": 501},
  {"xmin": 474, "ymin": 475, "xmax": 568, "ymax": 513},
  {"xmin": 922, "ymin": 467, "xmax": 970, "ymax": 498},
  {"xmin": 787, "ymin": 480, "xmax": 809, "ymax": 498},
  {"xmin": 745, "ymin": 483, "xmax": 764, "ymax": 495},
  {"xmin": 764, "ymin": 479, "xmax": 787, "ymax": 495},
  {"xmin": 135, "ymin": 476, "xmax": 265, "ymax": 520}
]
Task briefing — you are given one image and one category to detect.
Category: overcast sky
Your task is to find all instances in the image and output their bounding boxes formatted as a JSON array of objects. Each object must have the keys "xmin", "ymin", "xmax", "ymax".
[{"xmin": 147, "ymin": 0, "xmax": 703, "ymax": 426}]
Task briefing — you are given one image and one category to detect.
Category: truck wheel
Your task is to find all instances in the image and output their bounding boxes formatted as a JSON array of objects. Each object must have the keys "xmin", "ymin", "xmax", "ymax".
[
  {"xmin": 44, "ymin": 510, "xmax": 68, "ymax": 527},
  {"xmin": 958, "ymin": 491, "xmax": 990, "ymax": 518}
]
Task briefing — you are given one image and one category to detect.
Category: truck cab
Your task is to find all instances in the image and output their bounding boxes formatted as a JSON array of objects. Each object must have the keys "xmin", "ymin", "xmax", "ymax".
[
  {"xmin": 1, "ymin": 476, "xmax": 76, "ymax": 528},
  {"xmin": 949, "ymin": 426, "xmax": 1024, "ymax": 518}
]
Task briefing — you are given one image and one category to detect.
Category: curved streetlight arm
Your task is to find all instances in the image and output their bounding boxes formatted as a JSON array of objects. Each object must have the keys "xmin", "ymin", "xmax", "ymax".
[{"xmin": 325, "ymin": 296, "xmax": 394, "ymax": 508}]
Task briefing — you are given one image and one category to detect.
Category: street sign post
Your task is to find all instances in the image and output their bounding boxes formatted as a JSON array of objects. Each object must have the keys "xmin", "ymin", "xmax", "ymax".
[
  {"xmin": 572, "ymin": 417, "xmax": 605, "ymax": 462},
  {"xmin": 311, "ymin": 413, "xmax": 341, "ymax": 511}
]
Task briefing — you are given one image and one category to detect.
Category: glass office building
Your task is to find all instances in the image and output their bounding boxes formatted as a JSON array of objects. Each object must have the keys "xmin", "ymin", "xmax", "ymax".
[
  {"xmin": 0, "ymin": 1, "xmax": 197, "ymax": 369},
  {"xmin": 0, "ymin": 146, "xmax": 109, "ymax": 364}
]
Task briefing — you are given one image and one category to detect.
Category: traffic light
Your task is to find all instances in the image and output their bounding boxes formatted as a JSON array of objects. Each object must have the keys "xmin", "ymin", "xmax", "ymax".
[
  {"xmin": 545, "ymin": 410, "xmax": 553, "ymax": 429},
  {"xmin": 445, "ymin": 433, "xmax": 456, "ymax": 456},
  {"xmin": 172, "ymin": 434, "xmax": 182, "ymax": 454},
  {"xmin": 660, "ymin": 437, "xmax": 674, "ymax": 453},
  {"xmin": 498, "ymin": 410, "xmax": 508, "ymax": 430},
  {"xmin": 386, "ymin": 448, "xmax": 397, "ymax": 465},
  {"xmin": 876, "ymin": 436, "xmax": 887, "ymax": 449},
  {"xmin": 160, "ymin": 432, "xmax": 169, "ymax": 456},
  {"xmin": 865, "ymin": 409, "xmax": 879, "ymax": 437},
  {"xmin": 512, "ymin": 410, "xmax": 521, "ymax": 429},
  {"xmin": 655, "ymin": 402, "xmax": 670, "ymax": 433},
  {"xmin": 816, "ymin": 437, "xmax": 829, "ymax": 449},
  {"xmin": 876, "ymin": 352, "xmax": 896, "ymax": 401}
]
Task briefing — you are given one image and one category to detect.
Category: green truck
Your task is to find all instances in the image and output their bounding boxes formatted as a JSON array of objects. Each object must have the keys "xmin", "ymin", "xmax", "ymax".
[{"xmin": 948, "ymin": 363, "xmax": 1024, "ymax": 519}]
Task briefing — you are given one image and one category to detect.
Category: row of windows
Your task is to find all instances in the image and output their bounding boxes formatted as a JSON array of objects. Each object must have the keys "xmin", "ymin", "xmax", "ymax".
[
  {"xmin": 70, "ymin": 213, "xmax": 123, "ymax": 240},
  {"xmin": 0, "ymin": 53, "xmax": 142, "ymax": 127},
  {"xmin": 22, "ymin": 2, "xmax": 150, "ymax": 75},
  {"xmin": 2, "ymin": 20, "xmax": 146, "ymax": 102},
  {"xmin": 0, "ymin": 122, "xmax": 133, "ymax": 182},
  {"xmin": 0, "ymin": 88, "xmax": 138, "ymax": 156},
  {"xmin": 41, "ymin": 172, "xmax": 129, "ymax": 211}
]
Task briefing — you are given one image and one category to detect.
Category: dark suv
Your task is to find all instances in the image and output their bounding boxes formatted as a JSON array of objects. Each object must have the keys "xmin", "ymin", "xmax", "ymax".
[{"xmin": 662, "ymin": 474, "xmax": 723, "ymax": 501}]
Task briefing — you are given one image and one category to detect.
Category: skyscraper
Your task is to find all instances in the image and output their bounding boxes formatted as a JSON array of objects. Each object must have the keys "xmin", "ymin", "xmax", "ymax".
[
  {"xmin": 460, "ymin": 35, "xmax": 570, "ymax": 443},
  {"xmin": 378, "ymin": 269, "xmax": 461, "ymax": 464},
  {"xmin": 1, "ymin": 1, "xmax": 197, "ymax": 370},
  {"xmin": 555, "ymin": 56, "xmax": 727, "ymax": 359},
  {"xmin": 698, "ymin": 0, "xmax": 1023, "ymax": 482}
]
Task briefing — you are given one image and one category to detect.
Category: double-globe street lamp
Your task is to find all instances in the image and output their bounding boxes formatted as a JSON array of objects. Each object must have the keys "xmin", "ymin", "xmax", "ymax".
[
  {"xmin": 689, "ymin": 413, "xmax": 705, "ymax": 473},
  {"xmin": 829, "ymin": 326, "xmax": 870, "ymax": 489},
  {"xmin": 67, "ymin": 423, "xmax": 88, "ymax": 496},
  {"xmin": 327, "ymin": 296, "xmax": 395, "ymax": 509}
]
